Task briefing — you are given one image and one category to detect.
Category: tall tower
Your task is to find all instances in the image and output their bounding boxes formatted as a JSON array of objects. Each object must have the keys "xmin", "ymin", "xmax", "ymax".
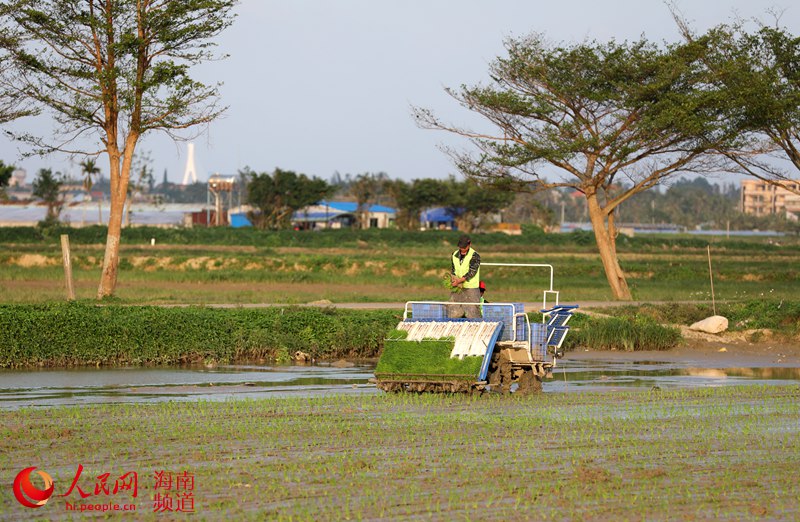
[{"xmin": 182, "ymin": 142, "xmax": 198, "ymax": 185}]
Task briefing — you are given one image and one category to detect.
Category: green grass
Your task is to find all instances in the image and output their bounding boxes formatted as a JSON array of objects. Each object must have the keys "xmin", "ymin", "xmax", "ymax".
[
  {"xmin": 1, "ymin": 386, "xmax": 798, "ymax": 520},
  {"xmin": 3, "ymin": 245, "xmax": 800, "ymax": 304},
  {"xmin": 2, "ymin": 226, "xmax": 800, "ymax": 305},
  {"xmin": 564, "ymin": 314, "xmax": 683, "ymax": 351},
  {"xmin": 0, "ymin": 303, "xmax": 400, "ymax": 368},
  {"xmin": 597, "ymin": 299, "xmax": 800, "ymax": 338}
]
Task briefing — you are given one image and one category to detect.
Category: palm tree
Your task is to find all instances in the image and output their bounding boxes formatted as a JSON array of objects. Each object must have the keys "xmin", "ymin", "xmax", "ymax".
[{"xmin": 80, "ymin": 158, "xmax": 100, "ymax": 194}]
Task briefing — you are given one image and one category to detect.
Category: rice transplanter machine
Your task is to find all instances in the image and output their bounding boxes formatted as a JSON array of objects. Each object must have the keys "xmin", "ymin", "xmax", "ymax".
[{"xmin": 374, "ymin": 262, "xmax": 578, "ymax": 393}]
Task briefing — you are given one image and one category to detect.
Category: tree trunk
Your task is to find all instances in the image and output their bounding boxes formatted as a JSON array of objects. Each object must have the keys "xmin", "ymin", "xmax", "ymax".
[
  {"xmin": 97, "ymin": 142, "xmax": 136, "ymax": 299},
  {"xmin": 97, "ymin": 197, "xmax": 124, "ymax": 298},
  {"xmin": 455, "ymin": 215, "xmax": 473, "ymax": 233},
  {"xmin": 586, "ymin": 193, "xmax": 632, "ymax": 300}
]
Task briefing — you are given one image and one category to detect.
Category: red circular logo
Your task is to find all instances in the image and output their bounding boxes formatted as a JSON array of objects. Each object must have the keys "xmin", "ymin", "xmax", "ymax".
[{"xmin": 13, "ymin": 467, "xmax": 54, "ymax": 508}]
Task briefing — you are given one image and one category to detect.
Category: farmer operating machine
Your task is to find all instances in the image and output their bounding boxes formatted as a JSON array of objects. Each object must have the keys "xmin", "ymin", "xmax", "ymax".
[{"xmin": 374, "ymin": 262, "xmax": 577, "ymax": 393}]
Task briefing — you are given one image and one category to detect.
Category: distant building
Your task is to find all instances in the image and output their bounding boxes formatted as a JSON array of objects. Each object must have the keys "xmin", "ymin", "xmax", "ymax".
[
  {"xmin": 420, "ymin": 207, "xmax": 456, "ymax": 230},
  {"xmin": 740, "ymin": 179, "xmax": 800, "ymax": 219},
  {"xmin": 9, "ymin": 169, "xmax": 27, "ymax": 187},
  {"xmin": 229, "ymin": 201, "xmax": 396, "ymax": 229},
  {"xmin": 0, "ymin": 202, "xmax": 205, "ymax": 227},
  {"xmin": 293, "ymin": 201, "xmax": 395, "ymax": 230}
]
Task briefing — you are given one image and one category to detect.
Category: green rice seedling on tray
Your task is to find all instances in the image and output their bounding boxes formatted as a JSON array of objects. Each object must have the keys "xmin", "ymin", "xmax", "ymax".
[{"xmin": 375, "ymin": 330, "xmax": 483, "ymax": 381}]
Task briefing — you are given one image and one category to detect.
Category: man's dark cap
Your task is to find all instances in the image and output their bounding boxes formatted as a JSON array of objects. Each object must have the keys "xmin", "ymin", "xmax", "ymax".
[{"xmin": 457, "ymin": 234, "xmax": 471, "ymax": 248}]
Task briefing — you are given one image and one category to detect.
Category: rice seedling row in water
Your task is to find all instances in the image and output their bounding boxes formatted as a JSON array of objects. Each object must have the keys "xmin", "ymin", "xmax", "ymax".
[{"xmin": 1, "ymin": 386, "xmax": 798, "ymax": 520}]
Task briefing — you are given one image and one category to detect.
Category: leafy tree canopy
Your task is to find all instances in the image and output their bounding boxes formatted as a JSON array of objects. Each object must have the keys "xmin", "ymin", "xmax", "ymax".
[
  {"xmin": 245, "ymin": 167, "xmax": 332, "ymax": 230},
  {"xmin": 0, "ymin": 0, "xmax": 237, "ymax": 298},
  {"xmin": 686, "ymin": 23, "xmax": 800, "ymax": 188}
]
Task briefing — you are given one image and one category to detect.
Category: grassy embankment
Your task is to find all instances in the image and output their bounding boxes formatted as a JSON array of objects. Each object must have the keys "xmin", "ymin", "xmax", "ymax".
[
  {"xmin": 1, "ymin": 386, "xmax": 798, "ymax": 520},
  {"xmin": 4, "ymin": 298, "xmax": 796, "ymax": 369},
  {"xmin": 0, "ymin": 302, "xmax": 685, "ymax": 368},
  {"xmin": 592, "ymin": 300, "xmax": 800, "ymax": 340},
  {"xmin": 0, "ymin": 304, "xmax": 399, "ymax": 369},
  {"xmin": 1, "ymin": 226, "xmax": 799, "ymax": 304}
]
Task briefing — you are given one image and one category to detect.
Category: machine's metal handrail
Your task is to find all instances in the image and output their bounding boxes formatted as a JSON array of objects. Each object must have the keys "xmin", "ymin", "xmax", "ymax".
[
  {"xmin": 481, "ymin": 262, "xmax": 554, "ymax": 291},
  {"xmin": 480, "ymin": 262, "xmax": 559, "ymax": 310},
  {"xmin": 406, "ymin": 261, "xmax": 562, "ymax": 360},
  {"xmin": 514, "ymin": 312, "xmax": 532, "ymax": 358}
]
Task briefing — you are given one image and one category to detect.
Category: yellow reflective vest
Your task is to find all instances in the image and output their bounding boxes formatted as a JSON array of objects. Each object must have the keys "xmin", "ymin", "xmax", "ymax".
[{"xmin": 452, "ymin": 248, "xmax": 480, "ymax": 289}]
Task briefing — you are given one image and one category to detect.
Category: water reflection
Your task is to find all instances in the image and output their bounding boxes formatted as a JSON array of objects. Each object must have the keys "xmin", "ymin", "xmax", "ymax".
[
  {"xmin": 0, "ymin": 364, "xmax": 376, "ymax": 410},
  {"xmin": 1, "ymin": 360, "xmax": 799, "ymax": 409},
  {"xmin": 547, "ymin": 359, "xmax": 800, "ymax": 392}
]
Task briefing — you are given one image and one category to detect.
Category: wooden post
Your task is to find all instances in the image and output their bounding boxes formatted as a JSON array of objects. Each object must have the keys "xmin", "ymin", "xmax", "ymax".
[
  {"xmin": 60, "ymin": 234, "xmax": 75, "ymax": 301},
  {"xmin": 707, "ymin": 245, "xmax": 716, "ymax": 316}
]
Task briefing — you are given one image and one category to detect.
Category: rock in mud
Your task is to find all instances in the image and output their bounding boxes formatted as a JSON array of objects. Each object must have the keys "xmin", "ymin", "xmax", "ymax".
[{"xmin": 689, "ymin": 315, "xmax": 729, "ymax": 334}]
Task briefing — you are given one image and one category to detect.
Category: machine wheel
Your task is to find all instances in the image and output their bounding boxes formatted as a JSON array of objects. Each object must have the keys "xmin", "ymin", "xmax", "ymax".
[
  {"xmin": 487, "ymin": 351, "xmax": 513, "ymax": 394},
  {"xmin": 516, "ymin": 370, "xmax": 543, "ymax": 395},
  {"xmin": 376, "ymin": 381, "xmax": 404, "ymax": 393}
]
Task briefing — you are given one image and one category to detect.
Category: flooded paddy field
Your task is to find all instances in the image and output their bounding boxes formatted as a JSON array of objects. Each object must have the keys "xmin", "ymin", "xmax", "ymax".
[
  {"xmin": 3, "ymin": 341, "xmax": 799, "ymax": 520},
  {"xmin": 2, "ymin": 355, "xmax": 799, "ymax": 409},
  {"xmin": 0, "ymin": 364, "xmax": 377, "ymax": 409},
  {"xmin": 2, "ymin": 385, "xmax": 798, "ymax": 520}
]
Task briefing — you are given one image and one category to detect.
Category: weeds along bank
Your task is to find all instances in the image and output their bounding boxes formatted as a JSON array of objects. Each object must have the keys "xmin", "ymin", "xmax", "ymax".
[
  {"xmin": 0, "ymin": 302, "xmax": 690, "ymax": 369},
  {"xmin": 599, "ymin": 300, "xmax": 800, "ymax": 340},
  {"xmin": 0, "ymin": 304, "xmax": 398, "ymax": 369}
]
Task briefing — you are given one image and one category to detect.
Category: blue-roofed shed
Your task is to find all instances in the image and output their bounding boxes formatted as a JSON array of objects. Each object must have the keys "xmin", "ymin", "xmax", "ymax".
[
  {"xmin": 292, "ymin": 200, "xmax": 396, "ymax": 229},
  {"xmin": 421, "ymin": 207, "xmax": 457, "ymax": 230}
]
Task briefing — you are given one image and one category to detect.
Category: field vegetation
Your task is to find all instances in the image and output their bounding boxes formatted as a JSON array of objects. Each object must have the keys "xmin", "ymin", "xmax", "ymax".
[
  {"xmin": 1, "ymin": 386, "xmax": 798, "ymax": 520},
  {"xmin": 0, "ymin": 302, "xmax": 689, "ymax": 368},
  {"xmin": 596, "ymin": 300, "xmax": 800, "ymax": 340},
  {"xmin": 1, "ymin": 226, "xmax": 798, "ymax": 305},
  {"xmin": 0, "ymin": 304, "xmax": 398, "ymax": 369},
  {"xmin": 2, "ymin": 226, "xmax": 797, "ymax": 367}
]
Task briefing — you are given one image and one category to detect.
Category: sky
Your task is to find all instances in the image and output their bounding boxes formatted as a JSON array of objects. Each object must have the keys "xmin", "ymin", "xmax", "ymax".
[{"xmin": 1, "ymin": 0, "xmax": 798, "ymax": 185}]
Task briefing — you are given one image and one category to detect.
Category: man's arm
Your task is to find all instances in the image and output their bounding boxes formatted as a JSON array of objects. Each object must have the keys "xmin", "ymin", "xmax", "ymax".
[{"xmin": 464, "ymin": 251, "xmax": 481, "ymax": 282}]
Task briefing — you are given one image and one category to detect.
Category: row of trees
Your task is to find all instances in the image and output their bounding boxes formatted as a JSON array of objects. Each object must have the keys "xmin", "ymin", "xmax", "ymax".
[
  {"xmin": 243, "ymin": 169, "xmax": 515, "ymax": 232},
  {"xmin": 16, "ymin": 157, "xmax": 796, "ymax": 234},
  {"xmin": 415, "ymin": 16, "xmax": 800, "ymax": 299}
]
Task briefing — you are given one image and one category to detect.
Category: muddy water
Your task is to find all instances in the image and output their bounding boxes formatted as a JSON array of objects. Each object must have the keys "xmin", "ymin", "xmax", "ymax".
[{"xmin": 2, "ymin": 360, "xmax": 800, "ymax": 409}]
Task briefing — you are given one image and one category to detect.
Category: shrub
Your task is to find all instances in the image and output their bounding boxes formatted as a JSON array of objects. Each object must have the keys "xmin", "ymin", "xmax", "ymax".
[{"xmin": 565, "ymin": 315, "xmax": 681, "ymax": 352}]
